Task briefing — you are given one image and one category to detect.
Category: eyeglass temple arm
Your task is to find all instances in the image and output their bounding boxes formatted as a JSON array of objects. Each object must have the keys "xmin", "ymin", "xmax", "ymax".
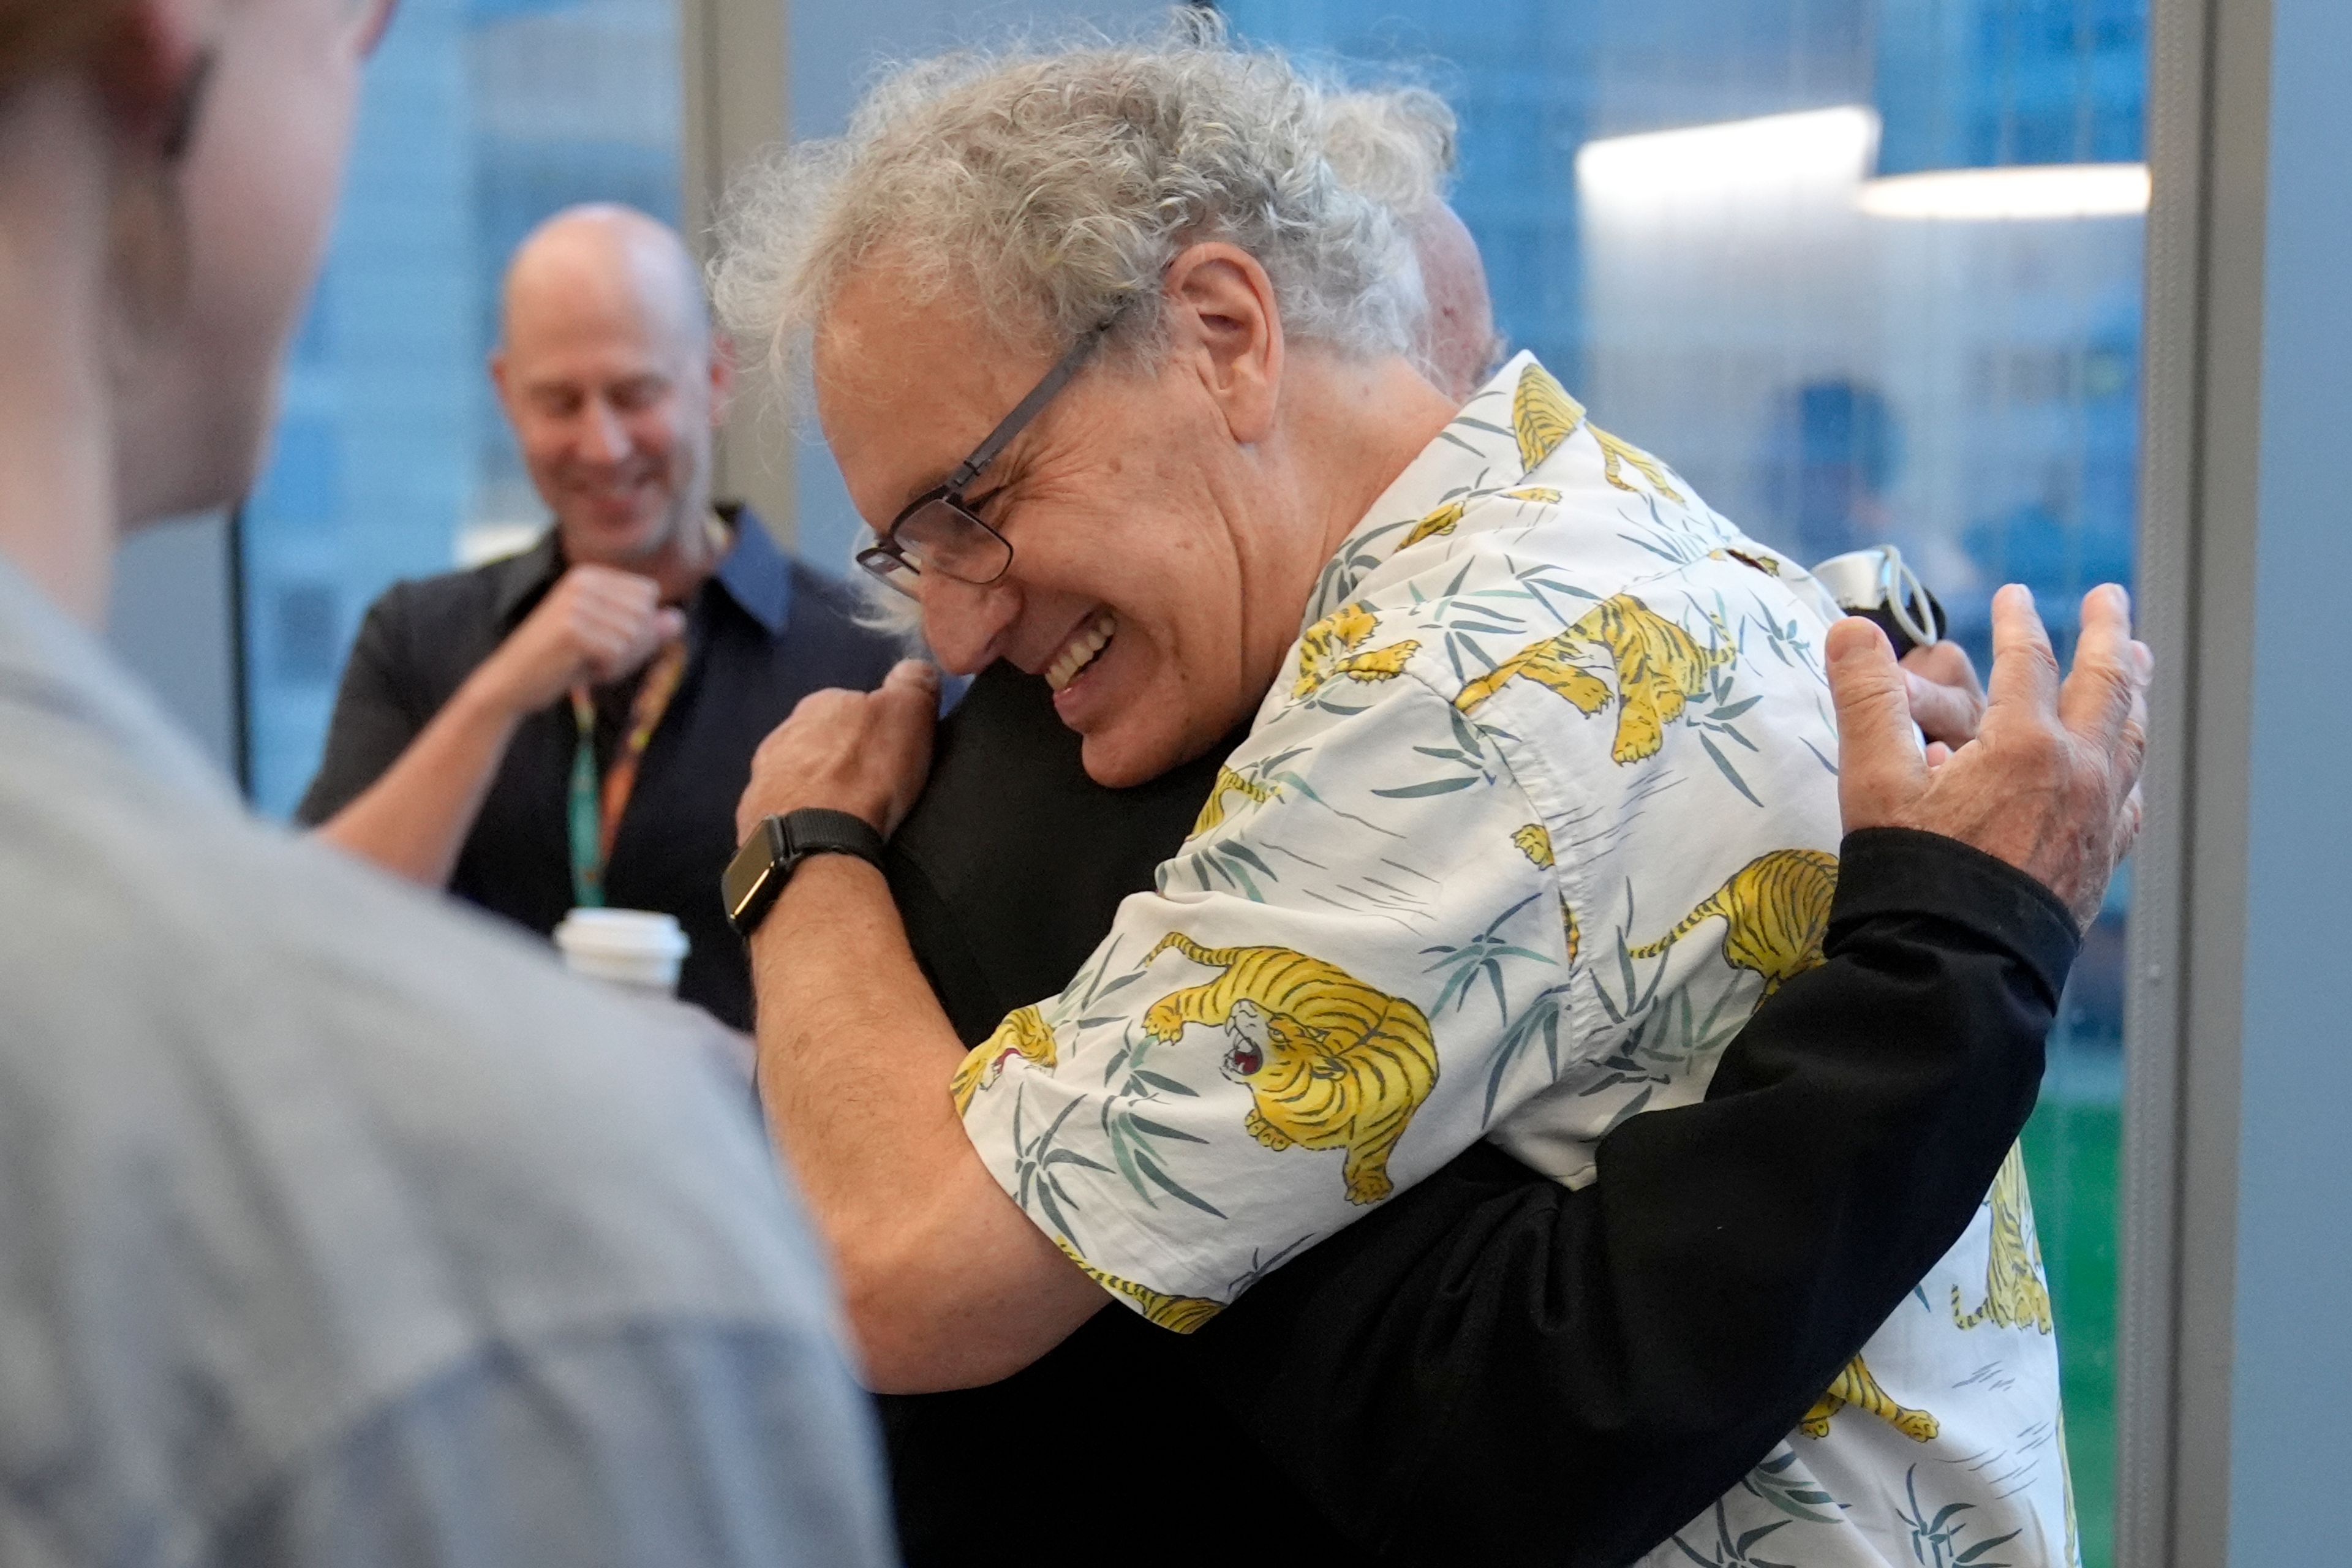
[{"xmin": 943, "ymin": 326, "xmax": 1109, "ymax": 492}]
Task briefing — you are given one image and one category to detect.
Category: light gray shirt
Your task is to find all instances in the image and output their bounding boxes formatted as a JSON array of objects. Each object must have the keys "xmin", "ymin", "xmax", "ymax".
[{"xmin": 0, "ymin": 560, "xmax": 896, "ymax": 1567}]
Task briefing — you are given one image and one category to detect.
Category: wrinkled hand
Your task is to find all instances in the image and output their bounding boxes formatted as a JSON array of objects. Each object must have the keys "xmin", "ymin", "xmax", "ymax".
[
  {"xmin": 1830, "ymin": 584, "xmax": 2150, "ymax": 929},
  {"xmin": 1901, "ymin": 639, "xmax": 1986, "ymax": 748},
  {"xmin": 737, "ymin": 660, "xmax": 941, "ymax": 842},
  {"xmin": 477, "ymin": 565, "xmax": 685, "ymax": 715}
]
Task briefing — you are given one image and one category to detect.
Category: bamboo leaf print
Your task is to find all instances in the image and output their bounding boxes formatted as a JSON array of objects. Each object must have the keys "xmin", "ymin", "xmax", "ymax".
[
  {"xmin": 1125, "ymin": 1114, "xmax": 1208, "ymax": 1145},
  {"xmin": 1698, "ymin": 733, "xmax": 1766, "ymax": 807},
  {"xmin": 1130, "ymin": 1069, "xmax": 1197, "ymax": 1098},
  {"xmin": 1372, "ymin": 777, "xmax": 1480, "ymax": 798},
  {"xmin": 1131, "ymin": 1145, "xmax": 1226, "ymax": 1218}
]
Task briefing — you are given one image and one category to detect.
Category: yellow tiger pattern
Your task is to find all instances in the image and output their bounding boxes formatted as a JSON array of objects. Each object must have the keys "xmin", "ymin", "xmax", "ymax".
[
  {"xmin": 1191, "ymin": 766, "xmax": 1280, "ymax": 839},
  {"xmin": 1401, "ymin": 486, "xmax": 1564, "ymax": 549},
  {"xmin": 1711, "ymin": 546, "xmax": 1785, "ymax": 577},
  {"xmin": 1512, "ymin": 361, "xmax": 1586, "ymax": 470},
  {"xmin": 1511, "ymin": 821, "xmax": 1580, "ymax": 965},
  {"xmin": 1142, "ymin": 933, "xmax": 1439, "ymax": 1205},
  {"xmin": 1800, "ymin": 1354, "xmax": 1941, "ymax": 1443},
  {"xmin": 1454, "ymin": 594, "xmax": 1732, "ymax": 765},
  {"xmin": 1591, "ymin": 428, "xmax": 1686, "ymax": 502},
  {"xmin": 949, "ymin": 1006, "xmax": 1058, "ymax": 1115},
  {"xmin": 1401, "ymin": 498, "xmax": 1468, "ymax": 549},
  {"xmin": 1052, "ymin": 1235, "xmax": 1222, "ymax": 1333},
  {"xmin": 1629, "ymin": 849, "xmax": 1838, "ymax": 1000},
  {"xmin": 1951, "ymin": 1143, "xmax": 2055, "ymax": 1333},
  {"xmin": 1293, "ymin": 603, "xmax": 1421, "ymax": 699},
  {"xmin": 1507, "ymin": 358, "xmax": 1683, "ymax": 500}
]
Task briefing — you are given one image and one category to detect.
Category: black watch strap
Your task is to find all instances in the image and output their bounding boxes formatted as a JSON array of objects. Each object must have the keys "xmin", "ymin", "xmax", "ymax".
[{"xmin": 723, "ymin": 808, "xmax": 888, "ymax": 940}]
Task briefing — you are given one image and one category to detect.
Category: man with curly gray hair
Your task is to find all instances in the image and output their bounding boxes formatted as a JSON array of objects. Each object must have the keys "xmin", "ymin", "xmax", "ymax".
[{"xmin": 720, "ymin": 27, "xmax": 2136, "ymax": 1568}]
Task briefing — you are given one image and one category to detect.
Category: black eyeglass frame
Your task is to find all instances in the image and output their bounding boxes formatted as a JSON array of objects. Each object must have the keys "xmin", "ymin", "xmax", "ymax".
[{"xmin": 855, "ymin": 325, "xmax": 1111, "ymax": 596}]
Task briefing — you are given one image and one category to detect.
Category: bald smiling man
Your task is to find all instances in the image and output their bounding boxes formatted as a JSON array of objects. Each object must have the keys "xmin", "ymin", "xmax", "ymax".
[{"xmin": 302, "ymin": 205, "xmax": 902, "ymax": 1028}]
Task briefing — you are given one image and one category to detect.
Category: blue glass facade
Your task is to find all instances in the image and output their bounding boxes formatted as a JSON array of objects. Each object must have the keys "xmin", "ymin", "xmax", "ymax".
[{"xmin": 241, "ymin": 0, "xmax": 681, "ymax": 816}]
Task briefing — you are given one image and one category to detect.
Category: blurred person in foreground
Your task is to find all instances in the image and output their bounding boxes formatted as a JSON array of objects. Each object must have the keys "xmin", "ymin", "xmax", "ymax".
[
  {"xmin": 0, "ymin": 2, "xmax": 891, "ymax": 1562},
  {"xmin": 862, "ymin": 84, "xmax": 2036, "ymax": 1566},
  {"xmin": 714, "ymin": 34, "xmax": 2146, "ymax": 1567},
  {"xmin": 300, "ymin": 203, "xmax": 901, "ymax": 1030}
]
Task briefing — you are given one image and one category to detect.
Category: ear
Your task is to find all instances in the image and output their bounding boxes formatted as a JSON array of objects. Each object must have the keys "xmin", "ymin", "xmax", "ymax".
[
  {"xmin": 487, "ymin": 346, "xmax": 515, "ymax": 415},
  {"xmin": 91, "ymin": 1, "xmax": 216, "ymax": 157},
  {"xmin": 707, "ymin": 334, "xmax": 737, "ymax": 429},
  {"xmin": 1161, "ymin": 242, "xmax": 1283, "ymax": 445}
]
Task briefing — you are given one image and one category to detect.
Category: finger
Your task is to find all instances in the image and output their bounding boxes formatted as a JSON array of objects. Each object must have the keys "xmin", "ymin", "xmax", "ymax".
[
  {"xmin": 1982, "ymin": 584, "xmax": 2062, "ymax": 725},
  {"xmin": 2116, "ymin": 783, "xmax": 2146, "ymax": 863},
  {"xmin": 2057, "ymin": 583, "xmax": 2142, "ymax": 747},
  {"xmin": 1901, "ymin": 638, "xmax": 1984, "ymax": 696},
  {"xmin": 1901, "ymin": 665, "xmax": 1985, "ymax": 748},
  {"xmin": 568, "ymin": 562, "xmax": 658, "ymax": 601},
  {"xmin": 1825, "ymin": 616, "xmax": 1927, "ymax": 830},
  {"xmin": 882, "ymin": 659, "xmax": 942, "ymax": 698},
  {"xmin": 1924, "ymin": 740, "xmax": 1953, "ymax": 769}
]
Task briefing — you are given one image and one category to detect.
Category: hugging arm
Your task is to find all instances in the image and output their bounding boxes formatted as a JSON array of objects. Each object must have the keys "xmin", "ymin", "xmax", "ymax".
[
  {"xmin": 1193, "ymin": 827, "xmax": 2075, "ymax": 1567},
  {"xmin": 1183, "ymin": 585, "xmax": 2147, "ymax": 1566}
]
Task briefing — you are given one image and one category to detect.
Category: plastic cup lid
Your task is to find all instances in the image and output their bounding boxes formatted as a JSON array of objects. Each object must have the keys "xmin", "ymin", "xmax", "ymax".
[{"xmin": 554, "ymin": 908, "xmax": 691, "ymax": 959}]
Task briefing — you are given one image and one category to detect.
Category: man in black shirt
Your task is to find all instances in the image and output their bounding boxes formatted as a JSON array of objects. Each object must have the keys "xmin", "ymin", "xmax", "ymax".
[
  {"xmin": 868, "ymin": 589, "xmax": 2138, "ymax": 1566},
  {"xmin": 300, "ymin": 206, "xmax": 899, "ymax": 1027}
]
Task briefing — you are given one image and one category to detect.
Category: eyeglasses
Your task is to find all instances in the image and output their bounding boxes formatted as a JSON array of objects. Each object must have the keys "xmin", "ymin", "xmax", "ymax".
[{"xmin": 855, "ymin": 325, "xmax": 1109, "ymax": 598}]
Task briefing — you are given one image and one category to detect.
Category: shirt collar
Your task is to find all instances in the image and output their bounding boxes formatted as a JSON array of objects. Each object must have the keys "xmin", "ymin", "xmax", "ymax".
[
  {"xmin": 488, "ymin": 503, "xmax": 796, "ymax": 638},
  {"xmin": 487, "ymin": 529, "xmax": 564, "ymax": 628},
  {"xmin": 1300, "ymin": 349, "xmax": 1543, "ymax": 631},
  {"xmin": 710, "ymin": 502, "xmax": 794, "ymax": 636}
]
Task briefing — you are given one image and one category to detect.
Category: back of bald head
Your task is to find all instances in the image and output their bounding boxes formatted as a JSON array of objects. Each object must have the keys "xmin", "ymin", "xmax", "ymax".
[
  {"xmin": 500, "ymin": 203, "xmax": 713, "ymax": 364},
  {"xmin": 1317, "ymin": 88, "xmax": 1496, "ymax": 401}
]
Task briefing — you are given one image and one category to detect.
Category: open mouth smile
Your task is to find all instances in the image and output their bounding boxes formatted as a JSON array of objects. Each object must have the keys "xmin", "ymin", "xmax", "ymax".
[{"xmin": 1045, "ymin": 609, "xmax": 1117, "ymax": 692}]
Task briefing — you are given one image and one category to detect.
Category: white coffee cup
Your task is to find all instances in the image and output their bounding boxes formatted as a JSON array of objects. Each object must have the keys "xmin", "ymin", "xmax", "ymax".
[{"xmin": 554, "ymin": 908, "xmax": 690, "ymax": 996}]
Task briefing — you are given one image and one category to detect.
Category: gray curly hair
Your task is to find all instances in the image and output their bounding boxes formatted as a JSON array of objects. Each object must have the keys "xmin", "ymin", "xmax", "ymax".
[
  {"xmin": 1317, "ymin": 86, "xmax": 1458, "ymax": 221},
  {"xmin": 712, "ymin": 21, "xmax": 1435, "ymax": 377}
]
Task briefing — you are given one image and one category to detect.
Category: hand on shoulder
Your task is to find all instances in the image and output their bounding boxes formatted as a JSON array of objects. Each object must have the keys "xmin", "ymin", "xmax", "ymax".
[{"xmin": 1830, "ymin": 583, "xmax": 2150, "ymax": 929}]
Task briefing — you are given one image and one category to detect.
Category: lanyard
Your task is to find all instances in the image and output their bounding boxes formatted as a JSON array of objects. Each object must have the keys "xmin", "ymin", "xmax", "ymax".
[{"xmin": 567, "ymin": 636, "xmax": 690, "ymax": 908}]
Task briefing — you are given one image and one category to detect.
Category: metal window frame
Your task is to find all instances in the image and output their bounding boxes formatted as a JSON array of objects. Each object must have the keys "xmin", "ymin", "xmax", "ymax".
[
  {"xmin": 680, "ymin": 0, "xmax": 796, "ymax": 546},
  {"xmin": 2122, "ymin": 0, "xmax": 2271, "ymax": 1562}
]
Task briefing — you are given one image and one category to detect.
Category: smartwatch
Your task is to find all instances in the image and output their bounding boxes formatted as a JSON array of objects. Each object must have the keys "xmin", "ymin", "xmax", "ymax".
[
  {"xmin": 1810, "ymin": 545, "xmax": 1948, "ymax": 657},
  {"xmin": 723, "ymin": 808, "xmax": 888, "ymax": 940}
]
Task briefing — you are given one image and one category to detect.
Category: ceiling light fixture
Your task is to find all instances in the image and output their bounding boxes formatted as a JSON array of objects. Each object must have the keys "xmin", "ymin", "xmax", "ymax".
[{"xmin": 1858, "ymin": 162, "xmax": 2152, "ymax": 221}]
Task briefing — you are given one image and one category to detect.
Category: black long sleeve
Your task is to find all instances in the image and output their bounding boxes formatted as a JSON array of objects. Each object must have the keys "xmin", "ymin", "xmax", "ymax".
[
  {"xmin": 881, "ymin": 666, "xmax": 2077, "ymax": 1567},
  {"xmin": 1192, "ymin": 826, "xmax": 2076, "ymax": 1566}
]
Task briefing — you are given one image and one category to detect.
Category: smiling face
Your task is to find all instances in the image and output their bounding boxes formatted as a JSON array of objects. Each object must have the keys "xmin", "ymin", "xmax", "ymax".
[
  {"xmin": 492, "ymin": 211, "xmax": 726, "ymax": 571},
  {"xmin": 815, "ymin": 252, "xmax": 1343, "ymax": 787}
]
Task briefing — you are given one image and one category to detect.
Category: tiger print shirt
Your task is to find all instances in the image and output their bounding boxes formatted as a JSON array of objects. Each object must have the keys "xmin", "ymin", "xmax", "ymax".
[{"xmin": 953, "ymin": 352, "xmax": 2077, "ymax": 1568}]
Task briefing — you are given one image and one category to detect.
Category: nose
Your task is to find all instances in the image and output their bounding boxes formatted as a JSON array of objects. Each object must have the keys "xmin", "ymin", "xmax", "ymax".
[
  {"xmin": 578, "ymin": 398, "xmax": 630, "ymax": 466},
  {"xmin": 921, "ymin": 575, "xmax": 1022, "ymax": 677}
]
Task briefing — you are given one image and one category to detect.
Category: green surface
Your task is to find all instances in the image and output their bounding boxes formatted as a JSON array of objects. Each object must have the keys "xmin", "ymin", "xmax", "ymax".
[{"xmin": 2021, "ymin": 1097, "xmax": 2120, "ymax": 1568}]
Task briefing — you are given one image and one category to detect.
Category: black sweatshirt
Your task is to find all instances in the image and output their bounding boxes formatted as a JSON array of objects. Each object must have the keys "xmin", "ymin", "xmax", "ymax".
[{"xmin": 879, "ymin": 662, "xmax": 2078, "ymax": 1567}]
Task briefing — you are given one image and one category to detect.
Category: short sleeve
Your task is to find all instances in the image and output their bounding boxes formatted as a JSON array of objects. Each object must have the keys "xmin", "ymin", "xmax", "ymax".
[
  {"xmin": 295, "ymin": 587, "xmax": 426, "ymax": 827},
  {"xmin": 950, "ymin": 668, "xmax": 1574, "ymax": 1328}
]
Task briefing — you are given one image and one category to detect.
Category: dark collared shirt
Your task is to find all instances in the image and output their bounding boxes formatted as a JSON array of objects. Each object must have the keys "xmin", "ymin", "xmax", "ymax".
[{"xmin": 299, "ymin": 508, "xmax": 904, "ymax": 1029}]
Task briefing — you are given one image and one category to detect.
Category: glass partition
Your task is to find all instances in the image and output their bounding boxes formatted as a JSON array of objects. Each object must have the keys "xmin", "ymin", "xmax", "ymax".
[
  {"xmin": 240, "ymin": 0, "xmax": 684, "ymax": 815},
  {"xmin": 1219, "ymin": 2, "xmax": 2144, "ymax": 1562}
]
